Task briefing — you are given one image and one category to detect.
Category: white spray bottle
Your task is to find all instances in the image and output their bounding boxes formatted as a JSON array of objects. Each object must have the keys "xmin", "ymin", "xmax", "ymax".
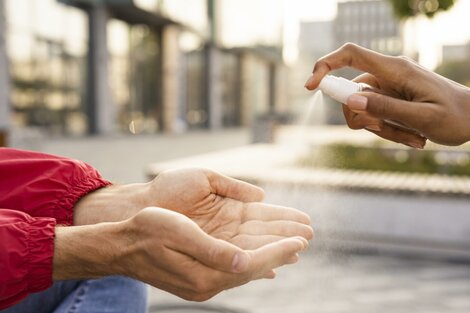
[
  {"xmin": 317, "ymin": 75, "xmax": 417, "ymax": 133},
  {"xmin": 318, "ymin": 75, "xmax": 369, "ymax": 105}
]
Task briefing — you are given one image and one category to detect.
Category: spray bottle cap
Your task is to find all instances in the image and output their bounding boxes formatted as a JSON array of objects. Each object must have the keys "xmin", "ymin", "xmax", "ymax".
[{"xmin": 318, "ymin": 75, "xmax": 363, "ymax": 104}]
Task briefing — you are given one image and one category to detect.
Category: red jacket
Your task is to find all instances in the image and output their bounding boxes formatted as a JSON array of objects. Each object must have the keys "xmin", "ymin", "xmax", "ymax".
[{"xmin": 0, "ymin": 148, "xmax": 111, "ymax": 309}]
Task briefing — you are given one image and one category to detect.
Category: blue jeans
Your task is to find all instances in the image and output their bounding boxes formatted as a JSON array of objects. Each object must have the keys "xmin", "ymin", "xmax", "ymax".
[{"xmin": 1, "ymin": 276, "xmax": 148, "ymax": 313}]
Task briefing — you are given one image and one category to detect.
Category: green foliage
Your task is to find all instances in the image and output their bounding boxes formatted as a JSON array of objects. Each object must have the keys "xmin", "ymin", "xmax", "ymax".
[
  {"xmin": 387, "ymin": 0, "xmax": 456, "ymax": 19},
  {"xmin": 435, "ymin": 60, "xmax": 470, "ymax": 87},
  {"xmin": 298, "ymin": 143, "xmax": 470, "ymax": 176}
]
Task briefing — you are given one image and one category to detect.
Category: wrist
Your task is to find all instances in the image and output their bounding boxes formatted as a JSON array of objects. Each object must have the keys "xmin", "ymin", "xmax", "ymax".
[
  {"xmin": 73, "ymin": 182, "xmax": 152, "ymax": 225},
  {"xmin": 52, "ymin": 221, "xmax": 131, "ymax": 280}
]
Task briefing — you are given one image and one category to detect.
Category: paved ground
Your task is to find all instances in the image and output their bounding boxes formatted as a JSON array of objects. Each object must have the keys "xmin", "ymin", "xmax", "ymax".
[
  {"xmin": 148, "ymin": 249, "xmax": 470, "ymax": 313},
  {"xmin": 12, "ymin": 128, "xmax": 251, "ymax": 183},
  {"xmin": 10, "ymin": 127, "xmax": 470, "ymax": 313}
]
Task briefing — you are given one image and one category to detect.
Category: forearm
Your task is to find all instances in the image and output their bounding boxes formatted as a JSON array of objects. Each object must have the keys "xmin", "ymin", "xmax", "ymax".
[
  {"xmin": 52, "ymin": 221, "xmax": 131, "ymax": 280},
  {"xmin": 73, "ymin": 183, "xmax": 152, "ymax": 225}
]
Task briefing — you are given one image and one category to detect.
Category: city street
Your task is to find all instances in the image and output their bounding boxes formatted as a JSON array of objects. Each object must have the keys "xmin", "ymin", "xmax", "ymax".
[
  {"xmin": 15, "ymin": 128, "xmax": 470, "ymax": 313},
  {"xmin": 149, "ymin": 249, "xmax": 470, "ymax": 313}
]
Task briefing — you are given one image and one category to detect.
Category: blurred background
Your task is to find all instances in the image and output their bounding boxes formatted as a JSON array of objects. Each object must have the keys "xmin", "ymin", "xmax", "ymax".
[{"xmin": 2, "ymin": 0, "xmax": 470, "ymax": 312}]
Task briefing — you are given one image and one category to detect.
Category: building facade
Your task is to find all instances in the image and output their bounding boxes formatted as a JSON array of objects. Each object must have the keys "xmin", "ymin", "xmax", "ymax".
[
  {"xmin": 335, "ymin": 0, "xmax": 402, "ymax": 56},
  {"xmin": 0, "ymin": 0, "xmax": 286, "ymax": 142}
]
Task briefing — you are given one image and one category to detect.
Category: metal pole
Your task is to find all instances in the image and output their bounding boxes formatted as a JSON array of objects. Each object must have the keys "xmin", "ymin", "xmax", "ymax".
[
  {"xmin": 204, "ymin": 0, "xmax": 222, "ymax": 129},
  {"xmin": 87, "ymin": 4, "xmax": 115, "ymax": 135}
]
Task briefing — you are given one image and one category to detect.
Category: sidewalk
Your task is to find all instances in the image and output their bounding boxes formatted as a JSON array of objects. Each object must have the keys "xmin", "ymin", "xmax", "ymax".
[
  {"xmin": 148, "ymin": 249, "xmax": 470, "ymax": 313},
  {"xmin": 11, "ymin": 126, "xmax": 470, "ymax": 312},
  {"xmin": 11, "ymin": 128, "xmax": 251, "ymax": 183}
]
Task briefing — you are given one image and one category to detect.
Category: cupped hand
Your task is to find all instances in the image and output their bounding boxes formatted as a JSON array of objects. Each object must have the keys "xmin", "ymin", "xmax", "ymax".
[
  {"xmin": 146, "ymin": 168, "xmax": 313, "ymax": 250},
  {"xmin": 305, "ymin": 43, "xmax": 470, "ymax": 147},
  {"xmin": 121, "ymin": 207, "xmax": 308, "ymax": 301}
]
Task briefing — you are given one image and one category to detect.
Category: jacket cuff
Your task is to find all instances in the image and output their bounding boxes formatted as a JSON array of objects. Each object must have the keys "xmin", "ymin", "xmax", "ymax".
[
  {"xmin": 55, "ymin": 165, "xmax": 112, "ymax": 226},
  {"xmin": 26, "ymin": 217, "xmax": 56, "ymax": 293}
]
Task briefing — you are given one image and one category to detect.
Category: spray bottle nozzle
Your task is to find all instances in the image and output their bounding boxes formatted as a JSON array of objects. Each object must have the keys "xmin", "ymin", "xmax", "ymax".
[{"xmin": 318, "ymin": 75, "xmax": 366, "ymax": 104}]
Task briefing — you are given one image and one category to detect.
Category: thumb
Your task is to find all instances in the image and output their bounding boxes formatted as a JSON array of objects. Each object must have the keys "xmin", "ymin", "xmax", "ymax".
[
  {"xmin": 207, "ymin": 170, "xmax": 265, "ymax": 202},
  {"xmin": 347, "ymin": 92, "xmax": 437, "ymax": 132},
  {"xmin": 176, "ymin": 220, "xmax": 251, "ymax": 274}
]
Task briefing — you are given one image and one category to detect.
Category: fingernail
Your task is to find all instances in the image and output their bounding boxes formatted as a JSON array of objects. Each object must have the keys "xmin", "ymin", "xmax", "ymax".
[
  {"xmin": 347, "ymin": 94, "xmax": 368, "ymax": 111},
  {"xmin": 365, "ymin": 125, "xmax": 382, "ymax": 132},
  {"xmin": 232, "ymin": 252, "xmax": 249, "ymax": 273},
  {"xmin": 302, "ymin": 240, "xmax": 309, "ymax": 250},
  {"xmin": 405, "ymin": 141, "xmax": 424, "ymax": 149},
  {"xmin": 296, "ymin": 237, "xmax": 309, "ymax": 250},
  {"xmin": 304, "ymin": 74, "xmax": 315, "ymax": 88}
]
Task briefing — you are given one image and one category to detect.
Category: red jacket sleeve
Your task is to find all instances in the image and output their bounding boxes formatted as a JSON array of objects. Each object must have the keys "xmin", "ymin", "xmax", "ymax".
[
  {"xmin": 0, "ymin": 148, "xmax": 112, "ymax": 309},
  {"xmin": 0, "ymin": 148, "xmax": 111, "ymax": 225},
  {"xmin": 0, "ymin": 210, "xmax": 56, "ymax": 309}
]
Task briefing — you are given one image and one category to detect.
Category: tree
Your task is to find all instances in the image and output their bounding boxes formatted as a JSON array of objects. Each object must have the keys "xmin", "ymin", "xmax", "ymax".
[{"xmin": 387, "ymin": 0, "xmax": 456, "ymax": 18}]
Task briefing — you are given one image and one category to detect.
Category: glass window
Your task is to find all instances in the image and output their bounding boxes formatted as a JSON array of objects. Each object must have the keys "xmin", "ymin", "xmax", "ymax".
[
  {"xmin": 185, "ymin": 49, "xmax": 206, "ymax": 129},
  {"xmin": 220, "ymin": 52, "xmax": 239, "ymax": 127},
  {"xmin": 6, "ymin": 0, "xmax": 89, "ymax": 136},
  {"xmin": 108, "ymin": 20, "xmax": 162, "ymax": 134}
]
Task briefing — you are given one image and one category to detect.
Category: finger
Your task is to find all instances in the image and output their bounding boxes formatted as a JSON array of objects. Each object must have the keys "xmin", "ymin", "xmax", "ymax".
[
  {"xmin": 247, "ymin": 237, "xmax": 307, "ymax": 278},
  {"xmin": 366, "ymin": 122, "xmax": 427, "ymax": 149},
  {"xmin": 197, "ymin": 237, "xmax": 308, "ymax": 292},
  {"xmin": 352, "ymin": 72, "xmax": 380, "ymax": 88},
  {"xmin": 286, "ymin": 253, "xmax": 300, "ymax": 264},
  {"xmin": 243, "ymin": 203, "xmax": 311, "ymax": 224},
  {"xmin": 262, "ymin": 270, "xmax": 276, "ymax": 279},
  {"xmin": 230, "ymin": 234, "xmax": 287, "ymax": 250},
  {"xmin": 305, "ymin": 43, "xmax": 392, "ymax": 90},
  {"xmin": 207, "ymin": 170, "xmax": 265, "ymax": 202},
  {"xmin": 343, "ymin": 105, "xmax": 383, "ymax": 131},
  {"xmin": 347, "ymin": 92, "xmax": 440, "ymax": 135},
  {"xmin": 239, "ymin": 220, "xmax": 314, "ymax": 240}
]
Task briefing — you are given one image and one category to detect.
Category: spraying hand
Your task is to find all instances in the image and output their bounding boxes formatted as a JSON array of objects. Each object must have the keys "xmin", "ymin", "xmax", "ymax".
[{"xmin": 305, "ymin": 43, "xmax": 470, "ymax": 147}]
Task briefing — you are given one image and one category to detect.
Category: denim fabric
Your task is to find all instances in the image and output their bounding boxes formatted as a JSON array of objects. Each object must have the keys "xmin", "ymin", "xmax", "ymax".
[{"xmin": 1, "ymin": 276, "xmax": 148, "ymax": 313}]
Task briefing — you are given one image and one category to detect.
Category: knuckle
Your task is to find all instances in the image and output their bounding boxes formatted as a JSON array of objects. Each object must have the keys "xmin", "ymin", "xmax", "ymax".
[
  {"xmin": 341, "ymin": 42, "xmax": 358, "ymax": 53},
  {"xmin": 347, "ymin": 115, "xmax": 365, "ymax": 130},
  {"xmin": 206, "ymin": 243, "xmax": 223, "ymax": 265},
  {"xmin": 372, "ymin": 94, "xmax": 390, "ymax": 117},
  {"xmin": 313, "ymin": 59, "xmax": 327, "ymax": 72},
  {"xmin": 192, "ymin": 278, "xmax": 212, "ymax": 294},
  {"xmin": 191, "ymin": 271, "xmax": 222, "ymax": 295},
  {"xmin": 397, "ymin": 55, "xmax": 417, "ymax": 64},
  {"xmin": 395, "ymin": 55, "xmax": 411, "ymax": 65},
  {"xmin": 190, "ymin": 292, "xmax": 216, "ymax": 302},
  {"xmin": 181, "ymin": 291, "xmax": 206, "ymax": 302},
  {"xmin": 393, "ymin": 56, "xmax": 414, "ymax": 73}
]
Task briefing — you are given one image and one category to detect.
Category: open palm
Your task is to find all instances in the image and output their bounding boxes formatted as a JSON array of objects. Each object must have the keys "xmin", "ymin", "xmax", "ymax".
[{"xmin": 149, "ymin": 169, "xmax": 313, "ymax": 250}]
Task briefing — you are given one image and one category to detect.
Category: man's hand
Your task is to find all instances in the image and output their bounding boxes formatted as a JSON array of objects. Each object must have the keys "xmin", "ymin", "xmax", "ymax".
[
  {"xmin": 305, "ymin": 43, "xmax": 470, "ymax": 147},
  {"xmin": 147, "ymin": 168, "xmax": 313, "ymax": 249},
  {"xmin": 73, "ymin": 168, "xmax": 313, "ymax": 250},
  {"xmin": 54, "ymin": 207, "xmax": 308, "ymax": 301}
]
